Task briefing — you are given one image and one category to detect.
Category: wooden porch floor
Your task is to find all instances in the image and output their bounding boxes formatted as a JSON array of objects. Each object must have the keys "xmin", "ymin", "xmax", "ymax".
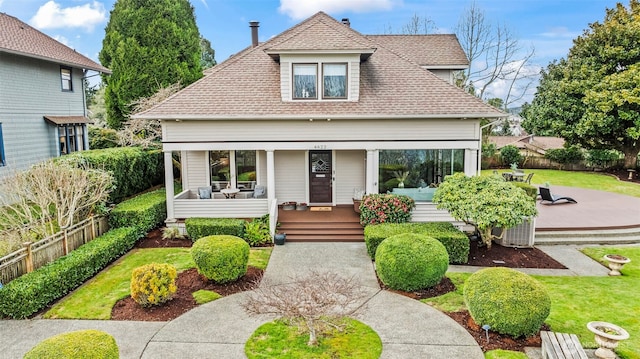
[{"xmin": 277, "ymin": 205, "xmax": 364, "ymax": 242}]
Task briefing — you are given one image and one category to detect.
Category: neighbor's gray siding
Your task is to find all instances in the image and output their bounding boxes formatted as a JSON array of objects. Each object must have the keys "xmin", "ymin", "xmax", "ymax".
[{"xmin": 0, "ymin": 52, "xmax": 86, "ymax": 177}]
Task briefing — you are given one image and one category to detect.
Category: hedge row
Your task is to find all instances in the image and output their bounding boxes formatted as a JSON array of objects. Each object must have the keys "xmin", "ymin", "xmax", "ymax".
[
  {"xmin": 63, "ymin": 147, "xmax": 163, "ymax": 203},
  {"xmin": 0, "ymin": 227, "xmax": 141, "ymax": 319},
  {"xmin": 185, "ymin": 218, "xmax": 245, "ymax": 241},
  {"xmin": 364, "ymin": 222, "xmax": 469, "ymax": 264},
  {"xmin": 109, "ymin": 188, "xmax": 167, "ymax": 233}
]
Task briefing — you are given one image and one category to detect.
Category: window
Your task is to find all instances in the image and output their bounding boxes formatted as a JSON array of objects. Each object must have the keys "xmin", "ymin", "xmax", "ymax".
[
  {"xmin": 323, "ymin": 63, "xmax": 347, "ymax": 98},
  {"xmin": 210, "ymin": 150, "xmax": 257, "ymax": 191},
  {"xmin": 293, "ymin": 64, "xmax": 317, "ymax": 99},
  {"xmin": 236, "ymin": 150, "xmax": 256, "ymax": 190},
  {"xmin": 58, "ymin": 125, "xmax": 85, "ymax": 155},
  {"xmin": 60, "ymin": 67, "xmax": 72, "ymax": 91},
  {"xmin": 210, "ymin": 150, "xmax": 230, "ymax": 190},
  {"xmin": 0, "ymin": 124, "xmax": 5, "ymax": 166}
]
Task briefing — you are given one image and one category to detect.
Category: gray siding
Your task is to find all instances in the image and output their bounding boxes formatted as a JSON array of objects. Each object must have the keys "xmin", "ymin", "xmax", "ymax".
[{"xmin": 0, "ymin": 52, "xmax": 86, "ymax": 177}]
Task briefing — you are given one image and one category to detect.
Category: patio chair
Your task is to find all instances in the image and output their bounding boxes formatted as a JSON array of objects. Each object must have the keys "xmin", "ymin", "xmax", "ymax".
[
  {"xmin": 539, "ymin": 187, "xmax": 577, "ymax": 204},
  {"xmin": 502, "ymin": 173, "xmax": 513, "ymax": 181},
  {"xmin": 524, "ymin": 173, "xmax": 534, "ymax": 184}
]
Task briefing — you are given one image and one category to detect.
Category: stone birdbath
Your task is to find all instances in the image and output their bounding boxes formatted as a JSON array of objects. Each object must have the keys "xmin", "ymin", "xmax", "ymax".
[
  {"xmin": 587, "ymin": 321, "xmax": 630, "ymax": 359},
  {"xmin": 603, "ymin": 254, "xmax": 631, "ymax": 276}
]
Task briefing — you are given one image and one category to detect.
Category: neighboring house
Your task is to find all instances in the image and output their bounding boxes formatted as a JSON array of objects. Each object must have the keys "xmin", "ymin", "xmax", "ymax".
[
  {"xmin": 0, "ymin": 13, "xmax": 110, "ymax": 177},
  {"xmin": 133, "ymin": 12, "xmax": 505, "ymax": 231},
  {"xmin": 489, "ymin": 135, "xmax": 566, "ymax": 158}
]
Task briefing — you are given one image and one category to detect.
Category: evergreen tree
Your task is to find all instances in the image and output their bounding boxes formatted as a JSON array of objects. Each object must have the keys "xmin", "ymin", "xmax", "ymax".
[{"xmin": 99, "ymin": 0, "xmax": 203, "ymax": 129}]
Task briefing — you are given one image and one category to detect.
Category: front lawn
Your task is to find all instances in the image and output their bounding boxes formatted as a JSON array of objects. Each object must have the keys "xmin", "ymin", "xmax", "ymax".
[
  {"xmin": 427, "ymin": 246, "xmax": 640, "ymax": 359},
  {"xmin": 44, "ymin": 247, "xmax": 272, "ymax": 320},
  {"xmin": 481, "ymin": 169, "xmax": 640, "ymax": 198}
]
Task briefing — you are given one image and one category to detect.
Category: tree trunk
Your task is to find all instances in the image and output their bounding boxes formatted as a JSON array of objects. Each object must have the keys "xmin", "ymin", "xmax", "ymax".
[
  {"xmin": 307, "ymin": 319, "xmax": 318, "ymax": 346},
  {"xmin": 480, "ymin": 227, "xmax": 493, "ymax": 249},
  {"xmin": 623, "ymin": 148, "xmax": 639, "ymax": 169}
]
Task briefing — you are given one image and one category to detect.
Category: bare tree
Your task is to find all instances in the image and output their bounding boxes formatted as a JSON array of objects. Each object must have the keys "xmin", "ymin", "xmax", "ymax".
[
  {"xmin": 456, "ymin": 1, "xmax": 536, "ymax": 106},
  {"xmin": 401, "ymin": 13, "xmax": 436, "ymax": 34},
  {"xmin": 243, "ymin": 271, "xmax": 366, "ymax": 346}
]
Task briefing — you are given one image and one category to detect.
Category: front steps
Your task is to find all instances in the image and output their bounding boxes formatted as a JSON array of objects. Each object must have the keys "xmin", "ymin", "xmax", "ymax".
[
  {"xmin": 277, "ymin": 206, "xmax": 364, "ymax": 242},
  {"xmin": 535, "ymin": 227, "xmax": 640, "ymax": 245}
]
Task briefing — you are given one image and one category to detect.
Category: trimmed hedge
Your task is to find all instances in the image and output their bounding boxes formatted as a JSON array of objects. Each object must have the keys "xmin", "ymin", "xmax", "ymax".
[
  {"xmin": 364, "ymin": 222, "xmax": 469, "ymax": 264},
  {"xmin": 109, "ymin": 188, "xmax": 167, "ymax": 233},
  {"xmin": 464, "ymin": 267, "xmax": 551, "ymax": 337},
  {"xmin": 185, "ymin": 218, "xmax": 245, "ymax": 241},
  {"xmin": 24, "ymin": 329, "xmax": 119, "ymax": 359},
  {"xmin": 63, "ymin": 147, "xmax": 163, "ymax": 203},
  {"xmin": 0, "ymin": 227, "xmax": 141, "ymax": 319},
  {"xmin": 191, "ymin": 235, "xmax": 249, "ymax": 283},
  {"xmin": 375, "ymin": 233, "xmax": 449, "ymax": 291},
  {"xmin": 512, "ymin": 182, "xmax": 537, "ymax": 201}
]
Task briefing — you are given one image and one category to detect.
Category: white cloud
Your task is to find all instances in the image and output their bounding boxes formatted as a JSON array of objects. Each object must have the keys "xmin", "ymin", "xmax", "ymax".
[
  {"xmin": 30, "ymin": 1, "xmax": 107, "ymax": 32},
  {"xmin": 279, "ymin": 0, "xmax": 398, "ymax": 20}
]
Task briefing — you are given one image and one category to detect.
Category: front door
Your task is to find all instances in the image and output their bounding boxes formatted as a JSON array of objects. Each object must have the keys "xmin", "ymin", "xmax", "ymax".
[{"xmin": 309, "ymin": 150, "xmax": 332, "ymax": 203}]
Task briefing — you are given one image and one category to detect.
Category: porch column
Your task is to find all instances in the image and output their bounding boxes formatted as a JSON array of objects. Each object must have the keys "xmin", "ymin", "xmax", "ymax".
[
  {"xmin": 366, "ymin": 149, "xmax": 377, "ymax": 194},
  {"xmin": 466, "ymin": 149, "xmax": 479, "ymax": 177},
  {"xmin": 266, "ymin": 150, "xmax": 275, "ymax": 205},
  {"xmin": 164, "ymin": 151, "xmax": 175, "ymax": 220}
]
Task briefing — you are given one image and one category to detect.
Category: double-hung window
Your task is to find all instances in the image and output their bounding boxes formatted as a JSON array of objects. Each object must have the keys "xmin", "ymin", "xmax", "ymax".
[
  {"xmin": 292, "ymin": 63, "xmax": 348, "ymax": 100},
  {"xmin": 60, "ymin": 66, "xmax": 72, "ymax": 91},
  {"xmin": 322, "ymin": 63, "xmax": 347, "ymax": 99},
  {"xmin": 292, "ymin": 64, "xmax": 317, "ymax": 99}
]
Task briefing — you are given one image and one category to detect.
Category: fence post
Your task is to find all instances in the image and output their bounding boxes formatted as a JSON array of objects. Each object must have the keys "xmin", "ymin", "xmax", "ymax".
[
  {"xmin": 91, "ymin": 216, "xmax": 96, "ymax": 243},
  {"xmin": 23, "ymin": 242, "xmax": 33, "ymax": 273},
  {"xmin": 61, "ymin": 226, "xmax": 69, "ymax": 255}
]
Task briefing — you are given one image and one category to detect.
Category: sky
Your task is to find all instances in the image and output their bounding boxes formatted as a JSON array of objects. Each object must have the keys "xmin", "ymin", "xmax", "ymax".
[{"xmin": 0, "ymin": 0, "xmax": 624, "ymax": 106}]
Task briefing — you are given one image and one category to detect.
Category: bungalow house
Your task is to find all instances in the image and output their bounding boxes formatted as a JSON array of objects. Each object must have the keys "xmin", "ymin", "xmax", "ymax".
[
  {"xmin": 489, "ymin": 135, "xmax": 566, "ymax": 158},
  {"xmin": 0, "ymin": 13, "xmax": 110, "ymax": 178},
  {"xmin": 133, "ymin": 12, "xmax": 505, "ymax": 234}
]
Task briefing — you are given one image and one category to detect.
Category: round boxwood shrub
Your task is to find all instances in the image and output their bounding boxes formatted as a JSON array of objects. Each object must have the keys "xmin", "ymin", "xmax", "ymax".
[
  {"xmin": 191, "ymin": 235, "xmax": 249, "ymax": 283},
  {"xmin": 24, "ymin": 329, "xmax": 119, "ymax": 359},
  {"xmin": 464, "ymin": 267, "xmax": 551, "ymax": 337},
  {"xmin": 375, "ymin": 233, "xmax": 449, "ymax": 291},
  {"xmin": 130, "ymin": 263, "xmax": 177, "ymax": 307}
]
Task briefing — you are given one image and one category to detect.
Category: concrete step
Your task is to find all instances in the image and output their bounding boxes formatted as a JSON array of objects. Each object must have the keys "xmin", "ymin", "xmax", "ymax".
[
  {"xmin": 286, "ymin": 234, "xmax": 364, "ymax": 242},
  {"xmin": 535, "ymin": 227, "xmax": 640, "ymax": 245}
]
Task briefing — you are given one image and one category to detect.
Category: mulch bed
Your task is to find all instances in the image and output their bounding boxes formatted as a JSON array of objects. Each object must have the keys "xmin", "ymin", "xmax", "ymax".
[{"xmin": 114, "ymin": 227, "xmax": 569, "ymax": 353}]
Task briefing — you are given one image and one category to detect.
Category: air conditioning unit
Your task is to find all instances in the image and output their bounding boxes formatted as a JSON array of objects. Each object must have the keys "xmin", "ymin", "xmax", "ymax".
[{"xmin": 493, "ymin": 217, "xmax": 536, "ymax": 248}]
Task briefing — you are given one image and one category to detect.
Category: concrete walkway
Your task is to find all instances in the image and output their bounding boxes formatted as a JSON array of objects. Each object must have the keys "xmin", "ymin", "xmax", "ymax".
[{"xmin": 0, "ymin": 242, "xmax": 626, "ymax": 358}]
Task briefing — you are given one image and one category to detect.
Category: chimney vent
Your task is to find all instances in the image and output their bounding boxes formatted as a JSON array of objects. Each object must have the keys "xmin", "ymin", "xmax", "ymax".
[
  {"xmin": 249, "ymin": 21, "xmax": 259, "ymax": 47},
  {"xmin": 341, "ymin": 18, "xmax": 350, "ymax": 27}
]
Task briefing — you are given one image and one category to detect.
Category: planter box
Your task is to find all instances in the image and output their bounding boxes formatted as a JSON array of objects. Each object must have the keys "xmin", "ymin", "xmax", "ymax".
[
  {"xmin": 296, "ymin": 204, "xmax": 308, "ymax": 211},
  {"xmin": 282, "ymin": 202, "xmax": 296, "ymax": 210}
]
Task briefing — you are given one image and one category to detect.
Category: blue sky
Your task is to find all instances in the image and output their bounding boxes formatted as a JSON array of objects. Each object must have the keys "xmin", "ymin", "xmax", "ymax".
[{"xmin": 0, "ymin": 0, "xmax": 622, "ymax": 104}]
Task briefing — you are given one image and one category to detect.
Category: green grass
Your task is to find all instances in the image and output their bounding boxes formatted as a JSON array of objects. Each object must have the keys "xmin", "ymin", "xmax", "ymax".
[
  {"xmin": 245, "ymin": 318, "xmax": 382, "ymax": 359},
  {"xmin": 481, "ymin": 169, "xmax": 640, "ymax": 198},
  {"xmin": 192, "ymin": 290, "xmax": 222, "ymax": 304},
  {"xmin": 44, "ymin": 246, "xmax": 273, "ymax": 319},
  {"xmin": 427, "ymin": 247, "xmax": 640, "ymax": 359},
  {"xmin": 484, "ymin": 350, "xmax": 528, "ymax": 359}
]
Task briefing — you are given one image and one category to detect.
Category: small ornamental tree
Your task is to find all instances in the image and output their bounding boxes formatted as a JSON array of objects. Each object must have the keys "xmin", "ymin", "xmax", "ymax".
[
  {"xmin": 432, "ymin": 173, "xmax": 537, "ymax": 249},
  {"xmin": 500, "ymin": 145, "xmax": 522, "ymax": 167}
]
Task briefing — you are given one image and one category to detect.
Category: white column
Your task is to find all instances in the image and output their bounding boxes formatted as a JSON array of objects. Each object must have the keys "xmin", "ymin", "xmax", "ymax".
[
  {"xmin": 466, "ymin": 149, "xmax": 478, "ymax": 177},
  {"xmin": 266, "ymin": 150, "xmax": 275, "ymax": 206},
  {"xmin": 164, "ymin": 151, "xmax": 175, "ymax": 220},
  {"xmin": 366, "ymin": 150, "xmax": 377, "ymax": 194}
]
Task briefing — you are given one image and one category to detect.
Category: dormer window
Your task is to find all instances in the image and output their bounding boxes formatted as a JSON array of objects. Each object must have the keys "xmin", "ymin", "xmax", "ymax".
[
  {"xmin": 293, "ymin": 64, "xmax": 317, "ymax": 99},
  {"xmin": 323, "ymin": 63, "xmax": 347, "ymax": 99}
]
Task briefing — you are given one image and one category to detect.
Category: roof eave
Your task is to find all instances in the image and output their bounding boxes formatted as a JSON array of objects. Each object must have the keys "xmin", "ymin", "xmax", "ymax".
[
  {"xmin": 0, "ymin": 48, "xmax": 112, "ymax": 74},
  {"xmin": 133, "ymin": 113, "xmax": 507, "ymax": 121}
]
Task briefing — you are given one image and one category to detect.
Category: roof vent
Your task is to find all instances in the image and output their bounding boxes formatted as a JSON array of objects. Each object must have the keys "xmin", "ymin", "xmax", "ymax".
[
  {"xmin": 249, "ymin": 21, "xmax": 259, "ymax": 47},
  {"xmin": 341, "ymin": 18, "xmax": 350, "ymax": 27}
]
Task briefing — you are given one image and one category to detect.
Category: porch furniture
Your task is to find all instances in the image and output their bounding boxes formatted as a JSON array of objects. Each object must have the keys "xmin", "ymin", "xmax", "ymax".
[
  {"xmin": 221, "ymin": 188, "xmax": 240, "ymax": 199},
  {"xmin": 198, "ymin": 186, "xmax": 212, "ymax": 199},
  {"xmin": 253, "ymin": 185, "xmax": 266, "ymax": 198},
  {"xmin": 539, "ymin": 187, "xmax": 577, "ymax": 204},
  {"xmin": 502, "ymin": 173, "xmax": 513, "ymax": 181},
  {"xmin": 540, "ymin": 331, "xmax": 587, "ymax": 359},
  {"xmin": 511, "ymin": 172, "xmax": 525, "ymax": 181},
  {"xmin": 524, "ymin": 172, "xmax": 534, "ymax": 184}
]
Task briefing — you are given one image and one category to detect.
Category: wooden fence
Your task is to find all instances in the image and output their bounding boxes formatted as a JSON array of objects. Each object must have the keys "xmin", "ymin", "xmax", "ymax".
[{"xmin": 0, "ymin": 216, "xmax": 109, "ymax": 285}]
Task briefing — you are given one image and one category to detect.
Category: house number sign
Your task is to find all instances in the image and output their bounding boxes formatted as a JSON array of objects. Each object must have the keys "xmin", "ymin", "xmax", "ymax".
[{"xmin": 313, "ymin": 144, "xmax": 327, "ymax": 149}]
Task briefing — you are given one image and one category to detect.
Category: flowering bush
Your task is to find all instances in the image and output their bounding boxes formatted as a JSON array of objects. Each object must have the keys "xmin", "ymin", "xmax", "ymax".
[
  {"xmin": 359, "ymin": 194, "xmax": 415, "ymax": 225},
  {"xmin": 130, "ymin": 263, "xmax": 177, "ymax": 307}
]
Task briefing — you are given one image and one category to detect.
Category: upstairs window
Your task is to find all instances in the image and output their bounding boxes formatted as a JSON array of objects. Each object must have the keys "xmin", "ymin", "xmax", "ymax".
[
  {"xmin": 293, "ymin": 64, "xmax": 317, "ymax": 99},
  {"xmin": 60, "ymin": 67, "xmax": 72, "ymax": 91},
  {"xmin": 323, "ymin": 63, "xmax": 347, "ymax": 99}
]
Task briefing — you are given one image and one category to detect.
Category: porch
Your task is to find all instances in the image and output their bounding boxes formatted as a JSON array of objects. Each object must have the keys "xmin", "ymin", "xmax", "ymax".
[{"xmin": 278, "ymin": 205, "xmax": 364, "ymax": 242}]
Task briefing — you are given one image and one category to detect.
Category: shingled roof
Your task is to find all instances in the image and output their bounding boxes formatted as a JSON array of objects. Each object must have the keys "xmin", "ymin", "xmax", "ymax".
[
  {"xmin": 366, "ymin": 35, "xmax": 469, "ymax": 68},
  {"xmin": 0, "ymin": 12, "xmax": 110, "ymax": 74},
  {"xmin": 135, "ymin": 12, "xmax": 503, "ymax": 120}
]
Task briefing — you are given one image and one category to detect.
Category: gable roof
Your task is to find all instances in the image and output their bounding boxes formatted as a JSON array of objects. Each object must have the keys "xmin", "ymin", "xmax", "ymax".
[
  {"xmin": 0, "ymin": 12, "xmax": 110, "ymax": 74},
  {"xmin": 489, "ymin": 135, "xmax": 565, "ymax": 154},
  {"xmin": 365, "ymin": 35, "xmax": 468, "ymax": 68},
  {"xmin": 135, "ymin": 12, "xmax": 503, "ymax": 120}
]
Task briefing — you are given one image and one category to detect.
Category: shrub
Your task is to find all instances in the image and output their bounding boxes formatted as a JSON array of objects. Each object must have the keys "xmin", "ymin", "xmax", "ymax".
[
  {"xmin": 162, "ymin": 226, "xmax": 184, "ymax": 240},
  {"xmin": 359, "ymin": 194, "xmax": 415, "ymax": 226},
  {"xmin": 64, "ymin": 147, "xmax": 163, "ymax": 203},
  {"xmin": 364, "ymin": 222, "xmax": 469, "ymax": 263},
  {"xmin": 185, "ymin": 218, "xmax": 245, "ymax": 241},
  {"xmin": 191, "ymin": 235, "xmax": 249, "ymax": 283},
  {"xmin": 464, "ymin": 267, "xmax": 551, "ymax": 337},
  {"xmin": 130, "ymin": 263, "xmax": 177, "ymax": 307},
  {"xmin": 88, "ymin": 126, "xmax": 119, "ymax": 149},
  {"xmin": 375, "ymin": 233, "xmax": 449, "ymax": 291},
  {"xmin": 586, "ymin": 149, "xmax": 621, "ymax": 168},
  {"xmin": 511, "ymin": 182, "xmax": 537, "ymax": 201},
  {"xmin": 544, "ymin": 145, "xmax": 584, "ymax": 165},
  {"xmin": 244, "ymin": 215, "xmax": 272, "ymax": 246},
  {"xmin": 500, "ymin": 145, "xmax": 522, "ymax": 167},
  {"xmin": 0, "ymin": 227, "xmax": 141, "ymax": 319},
  {"xmin": 24, "ymin": 329, "xmax": 119, "ymax": 359},
  {"xmin": 109, "ymin": 188, "xmax": 166, "ymax": 233}
]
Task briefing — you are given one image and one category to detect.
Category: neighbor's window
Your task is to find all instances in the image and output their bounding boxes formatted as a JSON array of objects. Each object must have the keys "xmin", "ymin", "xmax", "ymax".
[
  {"xmin": 59, "ymin": 125, "xmax": 85, "ymax": 155},
  {"xmin": 293, "ymin": 64, "xmax": 317, "ymax": 99},
  {"xmin": 323, "ymin": 63, "xmax": 347, "ymax": 98},
  {"xmin": 0, "ymin": 124, "xmax": 5, "ymax": 166},
  {"xmin": 60, "ymin": 67, "xmax": 72, "ymax": 91}
]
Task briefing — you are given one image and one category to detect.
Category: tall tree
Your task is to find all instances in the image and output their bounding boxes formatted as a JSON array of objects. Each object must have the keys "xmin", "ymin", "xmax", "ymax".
[
  {"xmin": 99, "ymin": 0, "xmax": 203, "ymax": 129},
  {"xmin": 200, "ymin": 36, "xmax": 217, "ymax": 69},
  {"xmin": 522, "ymin": 0, "xmax": 640, "ymax": 168},
  {"xmin": 455, "ymin": 1, "xmax": 536, "ymax": 107}
]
